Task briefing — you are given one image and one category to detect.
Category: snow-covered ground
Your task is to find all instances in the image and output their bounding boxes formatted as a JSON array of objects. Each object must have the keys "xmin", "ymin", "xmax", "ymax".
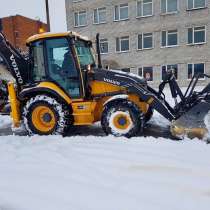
[
  {"xmin": 0, "ymin": 86, "xmax": 210, "ymax": 210},
  {"xmin": 0, "ymin": 135, "xmax": 209, "ymax": 210},
  {"xmin": 0, "ymin": 115, "xmax": 11, "ymax": 128}
]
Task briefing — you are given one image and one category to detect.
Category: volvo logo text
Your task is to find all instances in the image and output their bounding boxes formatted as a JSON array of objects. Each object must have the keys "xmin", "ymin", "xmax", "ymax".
[
  {"xmin": 10, "ymin": 54, "xmax": 23, "ymax": 84},
  {"xmin": 104, "ymin": 78, "xmax": 120, "ymax": 86}
]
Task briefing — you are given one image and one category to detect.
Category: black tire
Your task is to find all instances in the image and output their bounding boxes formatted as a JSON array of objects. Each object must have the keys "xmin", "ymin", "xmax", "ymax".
[
  {"xmin": 101, "ymin": 100, "xmax": 144, "ymax": 138},
  {"xmin": 23, "ymin": 95, "xmax": 72, "ymax": 135},
  {"xmin": 145, "ymin": 107, "xmax": 153, "ymax": 123}
]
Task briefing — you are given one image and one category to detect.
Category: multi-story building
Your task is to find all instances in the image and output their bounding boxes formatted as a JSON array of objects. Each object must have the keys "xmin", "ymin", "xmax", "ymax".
[
  {"xmin": 0, "ymin": 15, "xmax": 47, "ymax": 52},
  {"xmin": 66, "ymin": 0, "xmax": 210, "ymax": 86}
]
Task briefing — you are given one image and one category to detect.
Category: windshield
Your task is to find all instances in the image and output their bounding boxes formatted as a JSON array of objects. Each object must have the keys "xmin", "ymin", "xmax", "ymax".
[{"xmin": 75, "ymin": 40, "xmax": 95, "ymax": 69}]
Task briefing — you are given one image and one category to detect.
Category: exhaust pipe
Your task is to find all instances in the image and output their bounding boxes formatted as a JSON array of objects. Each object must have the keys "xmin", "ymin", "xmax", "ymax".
[{"xmin": 96, "ymin": 33, "xmax": 102, "ymax": 69}]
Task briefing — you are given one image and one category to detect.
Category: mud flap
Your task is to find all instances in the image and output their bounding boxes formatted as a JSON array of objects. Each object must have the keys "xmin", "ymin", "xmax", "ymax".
[{"xmin": 171, "ymin": 101, "xmax": 210, "ymax": 139}]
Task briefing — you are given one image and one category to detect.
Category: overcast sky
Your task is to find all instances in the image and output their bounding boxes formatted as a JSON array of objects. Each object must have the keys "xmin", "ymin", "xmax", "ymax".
[{"xmin": 0, "ymin": 0, "xmax": 67, "ymax": 32}]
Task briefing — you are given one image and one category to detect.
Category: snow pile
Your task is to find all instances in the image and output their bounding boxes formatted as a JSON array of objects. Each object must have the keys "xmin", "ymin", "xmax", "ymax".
[
  {"xmin": 0, "ymin": 114, "xmax": 11, "ymax": 128},
  {"xmin": 0, "ymin": 136, "xmax": 210, "ymax": 210},
  {"xmin": 0, "ymin": 64, "xmax": 15, "ymax": 81}
]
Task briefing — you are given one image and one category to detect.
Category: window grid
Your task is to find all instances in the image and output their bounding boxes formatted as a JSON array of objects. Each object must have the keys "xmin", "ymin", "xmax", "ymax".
[
  {"xmin": 93, "ymin": 7, "xmax": 106, "ymax": 24},
  {"xmin": 188, "ymin": 63, "xmax": 205, "ymax": 80},
  {"xmin": 138, "ymin": 66, "xmax": 153, "ymax": 81},
  {"xmin": 161, "ymin": 0, "xmax": 178, "ymax": 14},
  {"xmin": 138, "ymin": 33, "xmax": 153, "ymax": 50},
  {"xmin": 100, "ymin": 39, "xmax": 109, "ymax": 54},
  {"xmin": 162, "ymin": 64, "xmax": 178, "ymax": 80},
  {"xmin": 116, "ymin": 36, "xmax": 130, "ymax": 52},
  {"xmin": 188, "ymin": 26, "xmax": 206, "ymax": 45},
  {"xmin": 114, "ymin": 3, "xmax": 129, "ymax": 21},
  {"xmin": 162, "ymin": 30, "xmax": 178, "ymax": 47},
  {"xmin": 74, "ymin": 11, "xmax": 87, "ymax": 27},
  {"xmin": 137, "ymin": 0, "xmax": 153, "ymax": 17},
  {"xmin": 187, "ymin": 0, "xmax": 206, "ymax": 10},
  {"xmin": 121, "ymin": 68, "xmax": 131, "ymax": 73}
]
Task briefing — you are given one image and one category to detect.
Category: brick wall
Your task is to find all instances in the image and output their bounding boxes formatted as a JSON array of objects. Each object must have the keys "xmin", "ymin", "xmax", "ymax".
[{"xmin": 1, "ymin": 15, "xmax": 47, "ymax": 52}]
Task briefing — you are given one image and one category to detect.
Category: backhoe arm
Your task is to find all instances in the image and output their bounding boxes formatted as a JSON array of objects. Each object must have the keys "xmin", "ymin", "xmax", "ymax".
[{"xmin": 0, "ymin": 32, "xmax": 28, "ymax": 87}]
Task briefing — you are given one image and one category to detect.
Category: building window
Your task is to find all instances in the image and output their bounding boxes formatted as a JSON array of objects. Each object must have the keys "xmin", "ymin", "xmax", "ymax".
[
  {"xmin": 188, "ymin": 63, "xmax": 205, "ymax": 79},
  {"xmin": 188, "ymin": 26, "xmax": 206, "ymax": 45},
  {"xmin": 116, "ymin": 36, "xmax": 130, "ymax": 52},
  {"xmin": 93, "ymin": 7, "xmax": 106, "ymax": 24},
  {"xmin": 74, "ymin": 11, "xmax": 87, "ymax": 27},
  {"xmin": 161, "ymin": 0, "xmax": 178, "ymax": 13},
  {"xmin": 162, "ymin": 64, "xmax": 178, "ymax": 80},
  {"xmin": 73, "ymin": 0, "xmax": 84, "ymax": 2},
  {"xmin": 114, "ymin": 3, "xmax": 129, "ymax": 21},
  {"xmin": 138, "ymin": 67, "xmax": 153, "ymax": 81},
  {"xmin": 121, "ymin": 68, "xmax": 130, "ymax": 73},
  {"xmin": 162, "ymin": 30, "xmax": 178, "ymax": 47},
  {"xmin": 187, "ymin": 0, "xmax": 206, "ymax": 10},
  {"xmin": 137, "ymin": 0, "xmax": 153, "ymax": 17},
  {"xmin": 138, "ymin": 33, "xmax": 153, "ymax": 50},
  {"xmin": 100, "ymin": 39, "xmax": 109, "ymax": 54}
]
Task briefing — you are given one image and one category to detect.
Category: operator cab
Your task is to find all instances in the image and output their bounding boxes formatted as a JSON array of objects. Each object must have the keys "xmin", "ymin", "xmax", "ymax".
[{"xmin": 26, "ymin": 31, "xmax": 95, "ymax": 99}]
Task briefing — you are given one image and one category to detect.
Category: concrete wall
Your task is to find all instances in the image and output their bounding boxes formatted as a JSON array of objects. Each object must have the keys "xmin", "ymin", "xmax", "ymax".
[{"xmin": 66, "ymin": 0, "xmax": 210, "ymax": 87}]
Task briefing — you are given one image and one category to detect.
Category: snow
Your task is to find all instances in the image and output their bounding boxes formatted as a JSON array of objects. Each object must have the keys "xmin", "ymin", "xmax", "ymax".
[
  {"xmin": 0, "ymin": 115, "xmax": 11, "ymax": 128},
  {"xmin": 0, "ymin": 136, "xmax": 209, "ymax": 210},
  {"xmin": 104, "ymin": 94, "xmax": 128, "ymax": 105},
  {"xmin": 110, "ymin": 69, "xmax": 144, "ymax": 80},
  {"xmin": 0, "ymin": 86, "xmax": 210, "ymax": 210},
  {"xmin": 0, "ymin": 64, "xmax": 15, "ymax": 82}
]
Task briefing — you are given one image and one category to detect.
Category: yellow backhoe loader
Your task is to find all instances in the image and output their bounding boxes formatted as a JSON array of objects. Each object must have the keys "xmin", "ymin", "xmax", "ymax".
[{"xmin": 1, "ymin": 31, "xmax": 210, "ymax": 139}]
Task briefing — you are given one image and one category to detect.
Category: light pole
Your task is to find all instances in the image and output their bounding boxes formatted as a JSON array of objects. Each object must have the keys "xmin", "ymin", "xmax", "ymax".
[{"xmin": 45, "ymin": 0, "xmax": 51, "ymax": 32}]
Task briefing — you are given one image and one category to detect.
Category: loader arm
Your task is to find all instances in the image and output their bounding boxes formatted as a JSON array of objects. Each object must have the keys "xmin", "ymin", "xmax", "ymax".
[
  {"xmin": 93, "ymin": 69, "xmax": 175, "ymax": 121},
  {"xmin": 0, "ymin": 32, "xmax": 29, "ymax": 87}
]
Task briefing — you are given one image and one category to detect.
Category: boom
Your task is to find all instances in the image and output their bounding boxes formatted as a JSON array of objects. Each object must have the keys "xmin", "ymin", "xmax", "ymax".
[{"xmin": 0, "ymin": 32, "xmax": 28, "ymax": 87}]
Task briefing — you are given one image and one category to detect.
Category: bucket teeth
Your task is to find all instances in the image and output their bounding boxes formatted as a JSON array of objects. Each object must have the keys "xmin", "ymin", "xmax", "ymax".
[{"xmin": 171, "ymin": 123, "xmax": 208, "ymax": 139}]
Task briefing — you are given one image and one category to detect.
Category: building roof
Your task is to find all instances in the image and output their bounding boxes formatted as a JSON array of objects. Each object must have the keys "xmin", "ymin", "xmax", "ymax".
[
  {"xmin": 1, "ymin": 14, "xmax": 47, "ymax": 25},
  {"xmin": 26, "ymin": 31, "xmax": 91, "ymax": 44}
]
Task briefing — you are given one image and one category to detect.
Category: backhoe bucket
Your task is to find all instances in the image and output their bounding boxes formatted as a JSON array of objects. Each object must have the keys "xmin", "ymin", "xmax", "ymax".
[{"xmin": 171, "ymin": 101, "xmax": 210, "ymax": 139}]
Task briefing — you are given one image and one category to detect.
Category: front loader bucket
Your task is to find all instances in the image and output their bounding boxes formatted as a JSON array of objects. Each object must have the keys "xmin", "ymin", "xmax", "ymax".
[{"xmin": 171, "ymin": 101, "xmax": 210, "ymax": 139}]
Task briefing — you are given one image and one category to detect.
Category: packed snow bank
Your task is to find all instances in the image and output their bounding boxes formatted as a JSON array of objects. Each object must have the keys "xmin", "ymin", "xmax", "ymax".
[
  {"xmin": 0, "ymin": 115, "xmax": 11, "ymax": 128},
  {"xmin": 0, "ymin": 136, "xmax": 210, "ymax": 210}
]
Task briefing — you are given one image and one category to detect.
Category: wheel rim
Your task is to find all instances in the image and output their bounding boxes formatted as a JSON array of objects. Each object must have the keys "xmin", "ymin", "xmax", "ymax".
[
  {"xmin": 109, "ymin": 111, "xmax": 134, "ymax": 135},
  {"xmin": 32, "ymin": 106, "xmax": 56, "ymax": 133}
]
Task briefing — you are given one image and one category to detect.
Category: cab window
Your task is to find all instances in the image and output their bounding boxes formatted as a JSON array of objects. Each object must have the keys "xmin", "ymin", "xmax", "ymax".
[
  {"xmin": 46, "ymin": 38, "xmax": 81, "ymax": 98},
  {"xmin": 75, "ymin": 40, "xmax": 95, "ymax": 69},
  {"xmin": 31, "ymin": 41, "xmax": 46, "ymax": 81}
]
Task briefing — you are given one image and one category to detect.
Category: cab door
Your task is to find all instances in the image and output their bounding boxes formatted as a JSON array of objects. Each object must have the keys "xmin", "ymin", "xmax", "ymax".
[{"xmin": 45, "ymin": 37, "xmax": 83, "ymax": 99}]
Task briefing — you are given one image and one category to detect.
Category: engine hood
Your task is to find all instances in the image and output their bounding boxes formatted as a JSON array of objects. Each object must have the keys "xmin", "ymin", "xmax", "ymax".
[{"xmin": 93, "ymin": 68, "xmax": 147, "ymax": 87}]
